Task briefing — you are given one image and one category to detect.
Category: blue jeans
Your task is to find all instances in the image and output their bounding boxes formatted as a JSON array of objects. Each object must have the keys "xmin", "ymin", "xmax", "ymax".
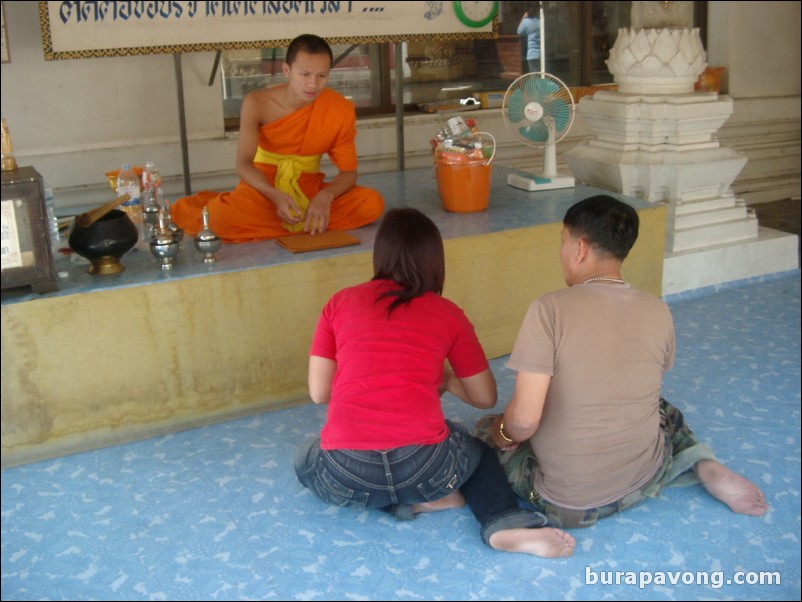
[{"xmin": 295, "ymin": 420, "xmax": 548, "ymax": 546}]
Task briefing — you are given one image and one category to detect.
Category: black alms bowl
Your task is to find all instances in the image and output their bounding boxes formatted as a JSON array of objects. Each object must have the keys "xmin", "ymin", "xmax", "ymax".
[{"xmin": 68, "ymin": 209, "xmax": 138, "ymax": 275}]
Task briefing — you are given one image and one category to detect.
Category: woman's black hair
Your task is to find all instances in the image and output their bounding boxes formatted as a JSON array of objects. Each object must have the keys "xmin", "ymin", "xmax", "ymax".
[{"xmin": 372, "ymin": 208, "xmax": 445, "ymax": 314}]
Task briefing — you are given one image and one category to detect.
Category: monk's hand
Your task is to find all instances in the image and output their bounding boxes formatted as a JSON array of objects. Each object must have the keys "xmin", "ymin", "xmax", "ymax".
[
  {"xmin": 274, "ymin": 192, "xmax": 303, "ymax": 224},
  {"xmin": 304, "ymin": 193, "xmax": 333, "ymax": 235}
]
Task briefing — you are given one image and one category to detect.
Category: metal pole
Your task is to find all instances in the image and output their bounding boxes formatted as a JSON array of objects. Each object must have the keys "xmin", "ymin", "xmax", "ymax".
[
  {"xmin": 394, "ymin": 43, "xmax": 404, "ymax": 171},
  {"xmin": 174, "ymin": 53, "xmax": 192, "ymax": 196},
  {"xmin": 333, "ymin": 45, "xmax": 359, "ymax": 67},
  {"xmin": 208, "ymin": 51, "xmax": 222, "ymax": 86},
  {"xmin": 540, "ymin": 5, "xmax": 546, "ymax": 73}
]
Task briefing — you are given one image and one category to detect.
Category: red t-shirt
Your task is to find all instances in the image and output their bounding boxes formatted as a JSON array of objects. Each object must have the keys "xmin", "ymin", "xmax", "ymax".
[{"xmin": 310, "ymin": 279, "xmax": 489, "ymax": 450}]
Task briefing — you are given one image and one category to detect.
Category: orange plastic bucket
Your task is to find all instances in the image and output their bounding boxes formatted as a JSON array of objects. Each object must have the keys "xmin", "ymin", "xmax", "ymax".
[{"xmin": 435, "ymin": 161, "xmax": 493, "ymax": 213}]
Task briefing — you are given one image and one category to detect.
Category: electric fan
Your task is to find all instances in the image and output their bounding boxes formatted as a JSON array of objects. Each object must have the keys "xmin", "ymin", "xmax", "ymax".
[{"xmin": 502, "ymin": 72, "xmax": 576, "ymax": 191}]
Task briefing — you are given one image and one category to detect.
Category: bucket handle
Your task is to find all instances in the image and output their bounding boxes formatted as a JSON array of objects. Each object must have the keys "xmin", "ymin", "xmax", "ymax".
[
  {"xmin": 431, "ymin": 131, "xmax": 496, "ymax": 176},
  {"xmin": 477, "ymin": 132, "xmax": 496, "ymax": 164}
]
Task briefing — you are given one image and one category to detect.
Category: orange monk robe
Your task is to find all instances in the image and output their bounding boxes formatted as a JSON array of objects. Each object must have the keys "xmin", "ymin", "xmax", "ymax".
[{"xmin": 171, "ymin": 88, "xmax": 384, "ymax": 243}]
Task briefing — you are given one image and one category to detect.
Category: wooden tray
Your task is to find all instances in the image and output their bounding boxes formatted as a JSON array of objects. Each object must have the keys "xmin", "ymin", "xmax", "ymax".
[{"xmin": 275, "ymin": 230, "xmax": 360, "ymax": 253}]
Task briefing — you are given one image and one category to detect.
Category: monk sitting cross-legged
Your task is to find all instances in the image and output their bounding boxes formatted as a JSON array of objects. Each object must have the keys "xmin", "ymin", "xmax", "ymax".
[{"xmin": 171, "ymin": 34, "xmax": 384, "ymax": 244}]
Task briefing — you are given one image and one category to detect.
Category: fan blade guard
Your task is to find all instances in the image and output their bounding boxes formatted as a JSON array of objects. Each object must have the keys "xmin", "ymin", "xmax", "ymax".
[
  {"xmin": 519, "ymin": 122, "xmax": 549, "ymax": 143},
  {"xmin": 524, "ymin": 76, "xmax": 560, "ymax": 101},
  {"xmin": 506, "ymin": 88, "xmax": 528, "ymax": 123},
  {"xmin": 543, "ymin": 98, "xmax": 571, "ymax": 132}
]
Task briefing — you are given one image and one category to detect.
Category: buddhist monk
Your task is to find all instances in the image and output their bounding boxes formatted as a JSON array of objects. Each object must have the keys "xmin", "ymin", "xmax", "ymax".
[{"xmin": 171, "ymin": 34, "xmax": 384, "ymax": 243}]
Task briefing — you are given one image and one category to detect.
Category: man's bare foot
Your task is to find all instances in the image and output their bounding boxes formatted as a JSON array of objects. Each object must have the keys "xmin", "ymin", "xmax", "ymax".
[
  {"xmin": 695, "ymin": 459, "xmax": 768, "ymax": 517},
  {"xmin": 412, "ymin": 490, "xmax": 465, "ymax": 514},
  {"xmin": 488, "ymin": 527, "xmax": 576, "ymax": 558}
]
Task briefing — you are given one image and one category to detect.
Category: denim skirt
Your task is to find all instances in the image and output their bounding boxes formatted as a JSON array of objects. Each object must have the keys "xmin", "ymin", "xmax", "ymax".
[{"xmin": 294, "ymin": 420, "xmax": 484, "ymax": 519}]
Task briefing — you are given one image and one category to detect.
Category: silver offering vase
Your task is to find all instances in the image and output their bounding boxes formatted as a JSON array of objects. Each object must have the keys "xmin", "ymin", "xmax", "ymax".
[
  {"xmin": 162, "ymin": 199, "xmax": 184, "ymax": 243},
  {"xmin": 141, "ymin": 189, "xmax": 161, "ymax": 244},
  {"xmin": 150, "ymin": 209, "xmax": 179, "ymax": 269},
  {"xmin": 193, "ymin": 206, "xmax": 221, "ymax": 263}
]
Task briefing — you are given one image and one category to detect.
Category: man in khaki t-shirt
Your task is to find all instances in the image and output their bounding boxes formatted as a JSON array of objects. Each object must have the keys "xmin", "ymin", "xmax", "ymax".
[
  {"xmin": 477, "ymin": 195, "xmax": 768, "ymax": 528},
  {"xmin": 508, "ymin": 281, "xmax": 672, "ymax": 510}
]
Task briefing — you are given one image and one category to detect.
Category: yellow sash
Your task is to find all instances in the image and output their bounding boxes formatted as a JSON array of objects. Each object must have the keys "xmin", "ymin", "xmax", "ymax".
[{"xmin": 254, "ymin": 147, "xmax": 322, "ymax": 232}]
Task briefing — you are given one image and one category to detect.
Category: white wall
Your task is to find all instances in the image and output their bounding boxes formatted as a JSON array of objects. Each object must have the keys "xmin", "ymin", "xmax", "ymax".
[
  {"xmin": 707, "ymin": 1, "xmax": 801, "ymax": 98},
  {"xmin": 1, "ymin": 1, "xmax": 799, "ymax": 213},
  {"xmin": 1, "ymin": 2, "xmax": 222, "ymax": 204},
  {"xmin": 705, "ymin": 1, "xmax": 801, "ymax": 203}
]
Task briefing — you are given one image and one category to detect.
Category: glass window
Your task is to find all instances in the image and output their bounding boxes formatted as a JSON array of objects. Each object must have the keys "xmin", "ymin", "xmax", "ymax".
[
  {"xmin": 221, "ymin": 44, "xmax": 384, "ymax": 126},
  {"xmin": 221, "ymin": 2, "xmax": 705, "ymax": 129}
]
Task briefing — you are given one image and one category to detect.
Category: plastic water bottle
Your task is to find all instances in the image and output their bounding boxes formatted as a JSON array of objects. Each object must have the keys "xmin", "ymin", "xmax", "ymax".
[
  {"xmin": 140, "ymin": 161, "xmax": 161, "ymax": 242},
  {"xmin": 116, "ymin": 163, "xmax": 144, "ymax": 248},
  {"xmin": 44, "ymin": 183, "xmax": 61, "ymax": 251},
  {"xmin": 141, "ymin": 161, "xmax": 161, "ymax": 201}
]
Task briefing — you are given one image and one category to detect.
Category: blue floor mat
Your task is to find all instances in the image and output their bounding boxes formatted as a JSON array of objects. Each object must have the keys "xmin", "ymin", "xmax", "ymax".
[{"xmin": 2, "ymin": 272, "xmax": 800, "ymax": 601}]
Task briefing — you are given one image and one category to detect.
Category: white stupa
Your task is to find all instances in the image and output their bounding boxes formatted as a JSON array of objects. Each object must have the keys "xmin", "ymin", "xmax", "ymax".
[{"xmin": 565, "ymin": 1, "xmax": 798, "ymax": 294}]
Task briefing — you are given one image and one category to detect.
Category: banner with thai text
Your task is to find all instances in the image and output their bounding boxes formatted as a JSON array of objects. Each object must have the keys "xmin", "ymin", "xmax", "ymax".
[{"xmin": 40, "ymin": 1, "xmax": 497, "ymax": 60}]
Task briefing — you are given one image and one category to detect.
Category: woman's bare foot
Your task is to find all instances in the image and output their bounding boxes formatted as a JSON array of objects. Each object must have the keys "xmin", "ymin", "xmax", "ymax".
[
  {"xmin": 488, "ymin": 527, "xmax": 576, "ymax": 558},
  {"xmin": 412, "ymin": 490, "xmax": 466, "ymax": 514},
  {"xmin": 695, "ymin": 459, "xmax": 768, "ymax": 517}
]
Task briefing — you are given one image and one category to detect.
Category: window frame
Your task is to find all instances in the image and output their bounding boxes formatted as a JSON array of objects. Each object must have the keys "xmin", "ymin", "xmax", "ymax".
[{"xmin": 221, "ymin": 1, "xmax": 707, "ymax": 129}]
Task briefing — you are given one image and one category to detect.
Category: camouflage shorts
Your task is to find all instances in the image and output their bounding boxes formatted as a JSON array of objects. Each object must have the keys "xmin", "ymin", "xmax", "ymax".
[{"xmin": 473, "ymin": 397, "xmax": 714, "ymax": 528}]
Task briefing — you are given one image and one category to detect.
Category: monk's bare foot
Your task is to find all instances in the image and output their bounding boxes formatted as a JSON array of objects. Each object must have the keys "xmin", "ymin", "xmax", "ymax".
[
  {"xmin": 488, "ymin": 527, "xmax": 576, "ymax": 558},
  {"xmin": 695, "ymin": 459, "xmax": 768, "ymax": 517},
  {"xmin": 412, "ymin": 490, "xmax": 465, "ymax": 514}
]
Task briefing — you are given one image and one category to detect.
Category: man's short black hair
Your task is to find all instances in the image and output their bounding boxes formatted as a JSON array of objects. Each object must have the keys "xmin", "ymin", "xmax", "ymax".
[
  {"xmin": 286, "ymin": 34, "xmax": 333, "ymax": 66},
  {"xmin": 563, "ymin": 195, "xmax": 640, "ymax": 261}
]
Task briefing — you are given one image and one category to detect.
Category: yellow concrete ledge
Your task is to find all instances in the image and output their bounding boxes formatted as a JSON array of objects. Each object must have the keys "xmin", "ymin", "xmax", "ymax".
[{"xmin": 1, "ymin": 206, "xmax": 665, "ymax": 468}]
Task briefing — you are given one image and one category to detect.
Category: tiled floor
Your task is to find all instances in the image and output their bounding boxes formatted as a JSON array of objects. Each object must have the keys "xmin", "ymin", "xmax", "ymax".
[{"xmin": 1, "ymin": 271, "xmax": 799, "ymax": 601}]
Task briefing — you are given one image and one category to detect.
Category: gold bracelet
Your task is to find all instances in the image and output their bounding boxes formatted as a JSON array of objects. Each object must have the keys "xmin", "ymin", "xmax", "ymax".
[{"xmin": 498, "ymin": 419, "xmax": 514, "ymax": 444}]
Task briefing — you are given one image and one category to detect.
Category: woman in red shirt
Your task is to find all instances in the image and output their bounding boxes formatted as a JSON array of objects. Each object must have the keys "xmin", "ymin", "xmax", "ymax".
[{"xmin": 294, "ymin": 208, "xmax": 575, "ymax": 558}]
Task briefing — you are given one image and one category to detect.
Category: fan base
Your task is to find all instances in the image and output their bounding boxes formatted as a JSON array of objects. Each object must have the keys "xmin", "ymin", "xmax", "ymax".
[{"xmin": 507, "ymin": 171, "xmax": 575, "ymax": 191}]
